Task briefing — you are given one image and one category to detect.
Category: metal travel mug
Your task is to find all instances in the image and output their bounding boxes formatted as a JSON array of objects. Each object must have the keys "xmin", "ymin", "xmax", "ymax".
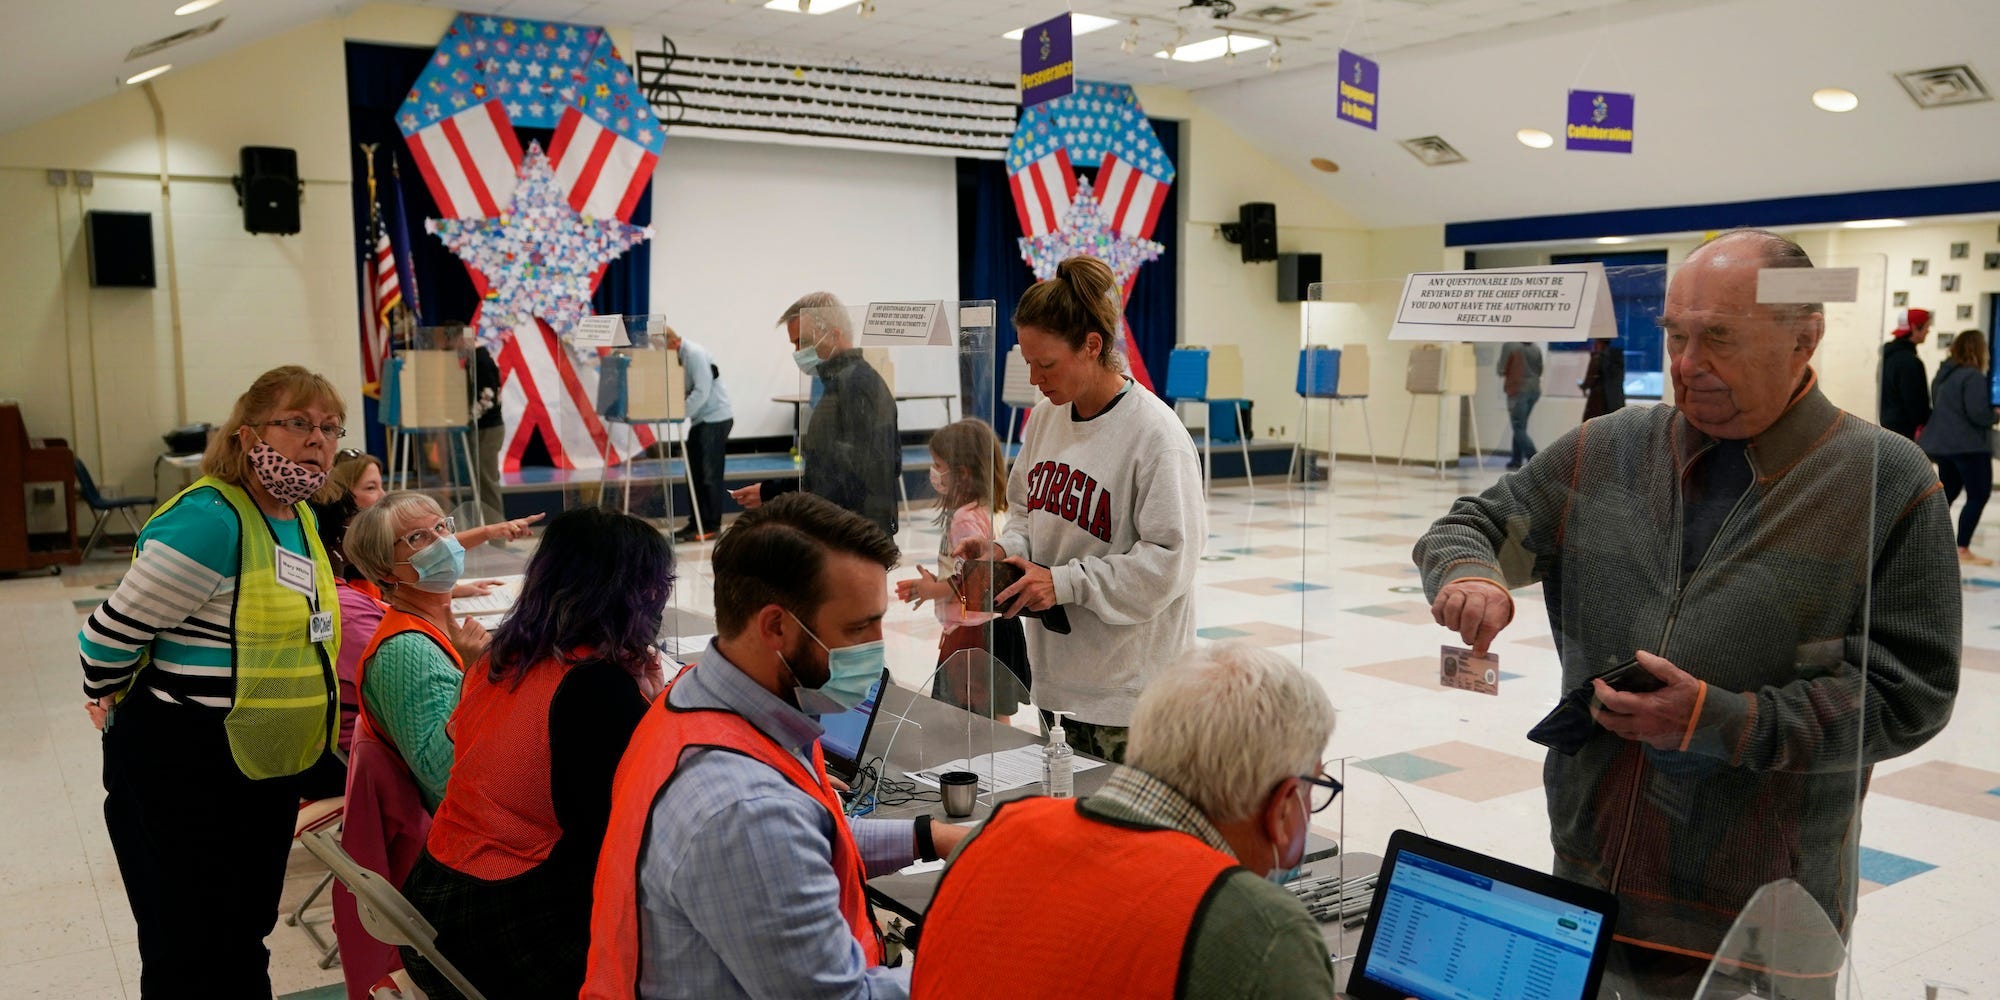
[{"xmin": 939, "ymin": 770, "xmax": 979, "ymax": 818}]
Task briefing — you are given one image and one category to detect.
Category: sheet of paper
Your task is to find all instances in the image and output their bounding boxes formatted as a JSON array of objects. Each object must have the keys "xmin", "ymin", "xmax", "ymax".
[
  {"xmin": 450, "ymin": 575, "xmax": 524, "ymax": 616},
  {"xmin": 661, "ymin": 632, "xmax": 715, "ymax": 662},
  {"xmin": 896, "ymin": 859, "xmax": 946, "ymax": 876},
  {"xmin": 906, "ymin": 744, "xmax": 1106, "ymax": 794}
]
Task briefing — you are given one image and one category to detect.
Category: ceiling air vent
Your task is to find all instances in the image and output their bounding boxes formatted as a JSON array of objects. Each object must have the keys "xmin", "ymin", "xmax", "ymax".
[
  {"xmin": 1894, "ymin": 65, "xmax": 1990, "ymax": 108},
  {"xmin": 1400, "ymin": 135, "xmax": 1466, "ymax": 166},
  {"xmin": 1241, "ymin": 5, "xmax": 1316, "ymax": 24},
  {"xmin": 126, "ymin": 18, "xmax": 225, "ymax": 62}
]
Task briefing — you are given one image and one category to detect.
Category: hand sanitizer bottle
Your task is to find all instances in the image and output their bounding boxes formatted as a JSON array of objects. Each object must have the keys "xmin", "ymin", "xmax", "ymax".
[{"xmin": 1044, "ymin": 711, "xmax": 1075, "ymax": 799}]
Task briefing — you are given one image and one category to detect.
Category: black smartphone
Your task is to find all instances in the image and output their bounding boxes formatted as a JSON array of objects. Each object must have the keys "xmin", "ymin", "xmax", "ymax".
[{"xmin": 1594, "ymin": 657, "xmax": 1666, "ymax": 694}]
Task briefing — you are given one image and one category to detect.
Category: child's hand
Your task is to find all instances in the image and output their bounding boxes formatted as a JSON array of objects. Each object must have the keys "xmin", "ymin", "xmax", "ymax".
[{"xmin": 896, "ymin": 566, "xmax": 949, "ymax": 609}]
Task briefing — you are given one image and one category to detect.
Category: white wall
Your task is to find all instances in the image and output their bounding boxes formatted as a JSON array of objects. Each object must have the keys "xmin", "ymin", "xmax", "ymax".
[
  {"xmin": 647, "ymin": 137, "xmax": 960, "ymax": 439},
  {"xmin": 0, "ymin": 4, "xmax": 462, "ymax": 499}
]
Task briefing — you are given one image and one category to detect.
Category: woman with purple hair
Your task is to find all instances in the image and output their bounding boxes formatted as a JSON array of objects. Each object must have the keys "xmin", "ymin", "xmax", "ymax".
[{"xmin": 397, "ymin": 506, "xmax": 676, "ymax": 1000}]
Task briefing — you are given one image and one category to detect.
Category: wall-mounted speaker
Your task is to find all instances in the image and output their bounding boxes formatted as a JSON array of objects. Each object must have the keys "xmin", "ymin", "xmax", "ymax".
[
  {"xmin": 1277, "ymin": 252, "xmax": 1321, "ymax": 302},
  {"xmin": 236, "ymin": 146, "xmax": 301, "ymax": 235},
  {"xmin": 1237, "ymin": 202, "xmax": 1278, "ymax": 262},
  {"xmin": 85, "ymin": 211, "xmax": 155, "ymax": 288}
]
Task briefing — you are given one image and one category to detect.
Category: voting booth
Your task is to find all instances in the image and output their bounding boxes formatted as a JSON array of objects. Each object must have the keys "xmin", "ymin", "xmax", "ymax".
[{"xmin": 384, "ymin": 326, "xmax": 481, "ymax": 516}]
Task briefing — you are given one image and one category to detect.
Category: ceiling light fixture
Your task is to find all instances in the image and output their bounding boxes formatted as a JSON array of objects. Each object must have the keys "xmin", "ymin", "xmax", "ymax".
[
  {"xmin": 1002, "ymin": 13, "xmax": 1121, "ymax": 39},
  {"xmin": 1595, "ymin": 237, "xmax": 1631, "ymax": 245},
  {"xmin": 1154, "ymin": 33, "xmax": 1269, "ymax": 62},
  {"xmin": 173, "ymin": 0, "xmax": 222, "ymax": 14},
  {"xmin": 124, "ymin": 64, "xmax": 173, "ymax": 85},
  {"xmin": 763, "ymin": 0, "xmax": 865, "ymax": 15},
  {"xmin": 1811, "ymin": 87, "xmax": 1859, "ymax": 113},
  {"xmin": 1842, "ymin": 218, "xmax": 1908, "ymax": 229},
  {"xmin": 1516, "ymin": 127, "xmax": 1554, "ymax": 149}
]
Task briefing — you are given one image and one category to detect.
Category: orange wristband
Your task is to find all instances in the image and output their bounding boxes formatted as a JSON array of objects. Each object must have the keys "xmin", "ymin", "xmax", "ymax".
[{"xmin": 1678, "ymin": 681, "xmax": 1708, "ymax": 753}]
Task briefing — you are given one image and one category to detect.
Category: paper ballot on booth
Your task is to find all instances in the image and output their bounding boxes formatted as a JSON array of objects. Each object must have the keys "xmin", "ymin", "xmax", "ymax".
[{"xmin": 1390, "ymin": 263, "xmax": 1617, "ymax": 343}]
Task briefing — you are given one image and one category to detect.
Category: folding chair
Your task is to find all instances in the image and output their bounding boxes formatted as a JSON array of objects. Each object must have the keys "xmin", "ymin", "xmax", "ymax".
[
  {"xmin": 74, "ymin": 458, "xmax": 154, "ymax": 559},
  {"xmin": 301, "ymin": 828, "xmax": 491, "ymax": 1000},
  {"xmin": 284, "ymin": 796, "xmax": 346, "ymax": 969}
]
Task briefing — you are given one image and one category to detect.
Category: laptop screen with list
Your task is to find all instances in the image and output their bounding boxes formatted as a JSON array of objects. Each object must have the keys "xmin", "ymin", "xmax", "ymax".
[{"xmin": 1358, "ymin": 850, "xmax": 1607, "ymax": 1000}]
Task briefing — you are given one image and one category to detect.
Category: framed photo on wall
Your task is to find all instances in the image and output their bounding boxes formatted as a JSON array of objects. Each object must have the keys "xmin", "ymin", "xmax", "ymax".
[
  {"xmin": 1959, "ymin": 304, "xmax": 1975, "ymax": 321},
  {"xmin": 1939, "ymin": 332, "xmax": 1957, "ymax": 350},
  {"xmin": 1942, "ymin": 274, "xmax": 1961, "ymax": 293},
  {"xmin": 1893, "ymin": 290, "xmax": 1909, "ymax": 307},
  {"xmin": 1912, "ymin": 259, "xmax": 1930, "ymax": 276},
  {"xmin": 1951, "ymin": 242, "xmax": 1970, "ymax": 259}
]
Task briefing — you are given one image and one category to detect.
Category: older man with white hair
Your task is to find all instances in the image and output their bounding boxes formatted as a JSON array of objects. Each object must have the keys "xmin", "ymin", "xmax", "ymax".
[{"xmin": 910, "ymin": 643, "xmax": 1339, "ymax": 999}]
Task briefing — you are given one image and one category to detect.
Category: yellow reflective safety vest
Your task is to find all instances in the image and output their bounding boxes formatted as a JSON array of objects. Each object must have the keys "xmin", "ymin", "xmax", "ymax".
[{"xmin": 135, "ymin": 476, "xmax": 340, "ymax": 779}]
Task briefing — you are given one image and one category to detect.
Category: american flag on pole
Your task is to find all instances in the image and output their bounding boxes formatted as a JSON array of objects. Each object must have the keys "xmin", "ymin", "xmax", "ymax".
[{"xmin": 395, "ymin": 14, "xmax": 664, "ymax": 471}]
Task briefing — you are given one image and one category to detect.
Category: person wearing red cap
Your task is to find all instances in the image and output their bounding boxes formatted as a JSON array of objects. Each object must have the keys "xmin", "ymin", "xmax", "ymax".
[{"xmin": 1880, "ymin": 307, "xmax": 1933, "ymax": 439}]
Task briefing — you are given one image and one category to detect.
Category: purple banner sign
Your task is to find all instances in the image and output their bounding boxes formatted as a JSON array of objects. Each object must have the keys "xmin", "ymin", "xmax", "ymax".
[
  {"xmin": 1020, "ymin": 13, "xmax": 1074, "ymax": 109},
  {"xmin": 1566, "ymin": 90, "xmax": 1634, "ymax": 153},
  {"xmin": 1336, "ymin": 50, "xmax": 1379, "ymax": 130}
]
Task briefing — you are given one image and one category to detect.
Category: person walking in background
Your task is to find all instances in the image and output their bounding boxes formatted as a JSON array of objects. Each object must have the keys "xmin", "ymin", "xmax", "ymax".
[
  {"xmin": 1921, "ymin": 329, "xmax": 1999, "ymax": 565},
  {"xmin": 1580, "ymin": 339, "xmax": 1626, "ymax": 421},
  {"xmin": 463, "ymin": 328, "xmax": 507, "ymax": 523},
  {"xmin": 1498, "ymin": 341, "xmax": 1544, "ymax": 469},
  {"xmin": 1880, "ymin": 307, "xmax": 1932, "ymax": 440},
  {"xmin": 662, "ymin": 325, "xmax": 733, "ymax": 543}
]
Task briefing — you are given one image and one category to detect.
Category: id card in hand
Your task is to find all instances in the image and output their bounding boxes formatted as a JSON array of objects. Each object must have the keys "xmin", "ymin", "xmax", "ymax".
[{"xmin": 1439, "ymin": 645, "xmax": 1500, "ymax": 696}]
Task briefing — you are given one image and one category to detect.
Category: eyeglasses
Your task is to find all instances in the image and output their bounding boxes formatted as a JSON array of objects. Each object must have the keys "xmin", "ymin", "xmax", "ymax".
[
  {"xmin": 398, "ymin": 517, "xmax": 456, "ymax": 550},
  {"xmin": 1297, "ymin": 767, "xmax": 1343, "ymax": 814},
  {"xmin": 334, "ymin": 448, "xmax": 366, "ymax": 462},
  {"xmin": 256, "ymin": 417, "xmax": 348, "ymax": 439}
]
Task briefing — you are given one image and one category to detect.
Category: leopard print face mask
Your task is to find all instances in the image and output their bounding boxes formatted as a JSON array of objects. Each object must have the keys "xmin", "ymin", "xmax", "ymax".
[{"xmin": 246, "ymin": 436, "xmax": 329, "ymax": 506}]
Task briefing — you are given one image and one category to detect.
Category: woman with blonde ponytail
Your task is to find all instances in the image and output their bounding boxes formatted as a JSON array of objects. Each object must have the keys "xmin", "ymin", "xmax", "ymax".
[{"xmin": 955, "ymin": 255, "xmax": 1204, "ymax": 761}]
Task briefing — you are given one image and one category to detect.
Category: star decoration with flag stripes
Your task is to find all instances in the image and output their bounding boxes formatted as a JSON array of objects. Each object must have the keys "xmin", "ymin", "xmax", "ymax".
[
  {"xmin": 427, "ymin": 143, "xmax": 651, "ymax": 351},
  {"xmin": 1018, "ymin": 178, "xmax": 1163, "ymax": 284}
]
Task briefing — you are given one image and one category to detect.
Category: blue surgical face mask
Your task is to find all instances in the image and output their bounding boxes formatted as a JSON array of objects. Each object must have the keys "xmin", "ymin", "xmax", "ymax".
[
  {"xmin": 792, "ymin": 346, "xmax": 822, "ymax": 375},
  {"xmin": 784, "ymin": 611, "xmax": 883, "ymax": 713},
  {"xmin": 1267, "ymin": 784, "xmax": 1308, "ymax": 885},
  {"xmin": 404, "ymin": 534, "xmax": 465, "ymax": 594}
]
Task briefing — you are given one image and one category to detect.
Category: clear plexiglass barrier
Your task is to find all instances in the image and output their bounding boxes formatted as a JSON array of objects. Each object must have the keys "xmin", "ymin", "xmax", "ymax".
[
  {"xmin": 1276, "ymin": 250, "xmax": 1959, "ymax": 999},
  {"xmin": 787, "ymin": 299, "xmax": 1047, "ymax": 829},
  {"xmin": 384, "ymin": 325, "xmax": 485, "ymax": 521}
]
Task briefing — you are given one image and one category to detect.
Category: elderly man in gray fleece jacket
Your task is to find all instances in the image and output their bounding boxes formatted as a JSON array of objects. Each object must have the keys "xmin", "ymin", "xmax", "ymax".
[{"xmin": 1416, "ymin": 229, "xmax": 1959, "ymax": 998}]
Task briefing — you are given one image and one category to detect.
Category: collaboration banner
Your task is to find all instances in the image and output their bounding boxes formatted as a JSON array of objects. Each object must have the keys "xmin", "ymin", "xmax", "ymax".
[{"xmin": 1566, "ymin": 90, "xmax": 1634, "ymax": 153}]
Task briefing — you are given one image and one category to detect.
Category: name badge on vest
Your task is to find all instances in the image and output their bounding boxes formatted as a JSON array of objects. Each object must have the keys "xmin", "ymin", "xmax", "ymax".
[
  {"xmin": 275, "ymin": 547, "xmax": 318, "ymax": 599},
  {"xmin": 308, "ymin": 611, "xmax": 334, "ymax": 643}
]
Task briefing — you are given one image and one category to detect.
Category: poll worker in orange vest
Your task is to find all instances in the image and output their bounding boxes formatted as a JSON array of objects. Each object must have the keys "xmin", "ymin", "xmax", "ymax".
[
  {"xmin": 584, "ymin": 492, "xmax": 971, "ymax": 1000},
  {"xmin": 343, "ymin": 492, "xmax": 487, "ymax": 809},
  {"xmin": 398, "ymin": 506, "xmax": 674, "ymax": 1000},
  {"xmin": 913, "ymin": 642, "xmax": 1340, "ymax": 999}
]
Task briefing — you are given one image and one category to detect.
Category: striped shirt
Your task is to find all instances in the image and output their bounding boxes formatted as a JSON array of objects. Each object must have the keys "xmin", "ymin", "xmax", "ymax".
[{"xmin": 78, "ymin": 486, "xmax": 312, "ymax": 709}]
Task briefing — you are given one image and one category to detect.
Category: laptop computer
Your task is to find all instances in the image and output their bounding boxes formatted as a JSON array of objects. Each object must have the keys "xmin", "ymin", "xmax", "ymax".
[
  {"xmin": 814, "ymin": 668, "xmax": 890, "ymax": 786},
  {"xmin": 1343, "ymin": 830, "xmax": 1619, "ymax": 1000}
]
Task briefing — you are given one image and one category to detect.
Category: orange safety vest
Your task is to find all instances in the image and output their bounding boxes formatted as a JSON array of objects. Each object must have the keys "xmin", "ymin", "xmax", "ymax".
[
  {"xmin": 425, "ymin": 655, "xmax": 575, "ymax": 880},
  {"xmin": 912, "ymin": 797, "xmax": 1237, "ymax": 1000},
  {"xmin": 581, "ymin": 672, "xmax": 884, "ymax": 999},
  {"xmin": 354, "ymin": 608, "xmax": 463, "ymax": 743}
]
